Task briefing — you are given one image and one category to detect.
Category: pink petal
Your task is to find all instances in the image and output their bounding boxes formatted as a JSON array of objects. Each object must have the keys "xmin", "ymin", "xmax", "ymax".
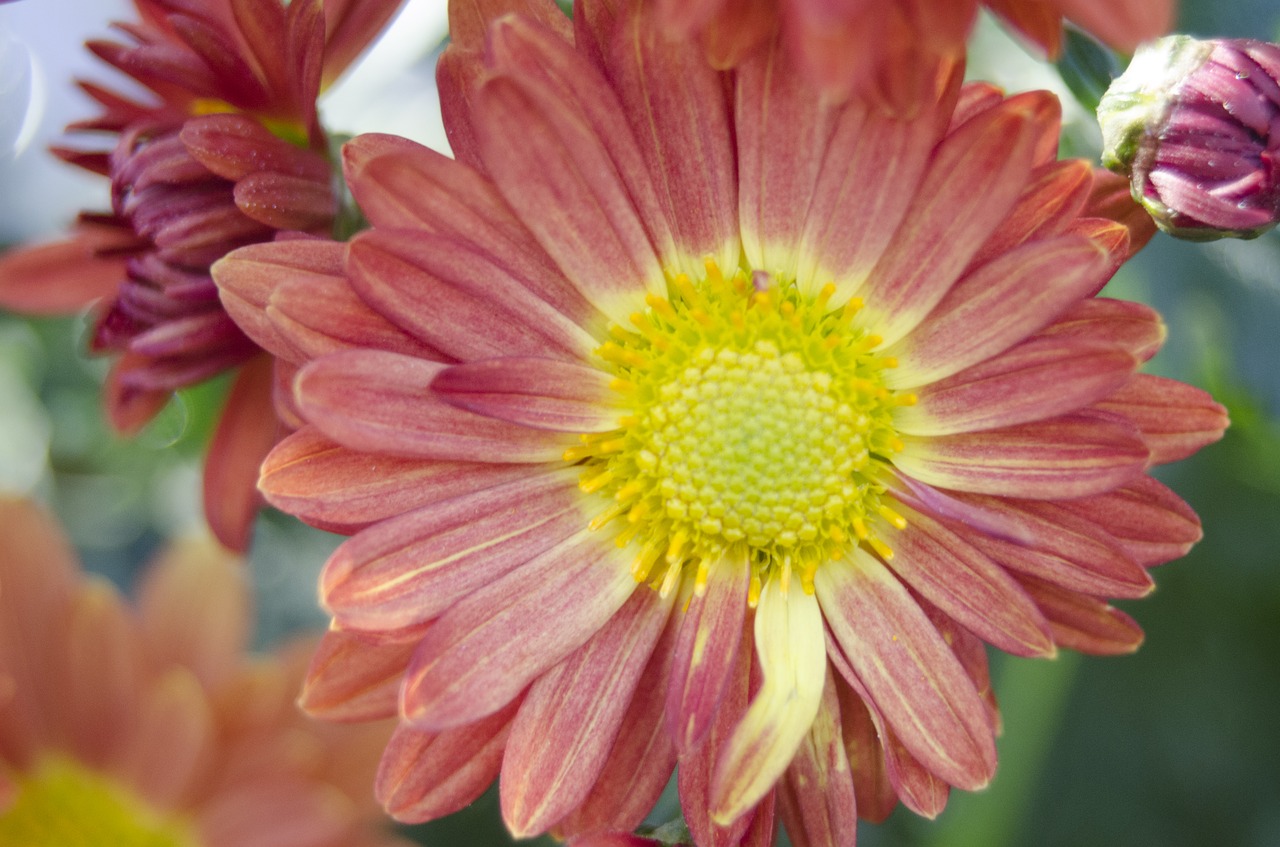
[
  {"xmin": 181, "ymin": 113, "xmax": 330, "ymax": 182},
  {"xmin": 735, "ymin": 34, "xmax": 836, "ymax": 283},
  {"xmin": 298, "ymin": 628, "xmax": 416, "ymax": 722},
  {"xmin": 606, "ymin": 0, "xmax": 739, "ymax": 274},
  {"xmin": 897, "ymin": 337, "xmax": 1137, "ymax": 436},
  {"xmin": 63, "ymin": 582, "xmax": 143, "ymax": 768},
  {"xmin": 400, "ymin": 528, "xmax": 636, "ymax": 730},
  {"xmin": 118, "ymin": 669, "xmax": 215, "ymax": 809},
  {"xmin": 259, "ymin": 427, "xmax": 536, "ymax": 534},
  {"xmin": 266, "ymin": 263, "xmax": 446, "ymax": 363},
  {"xmin": 775, "ymin": 670, "xmax": 859, "ymax": 847},
  {"xmin": 666, "ymin": 549, "xmax": 751, "ymax": 753},
  {"xmin": 556, "ymin": 610, "xmax": 680, "ymax": 837},
  {"xmin": 342, "ymin": 135, "xmax": 602, "ymax": 330},
  {"xmin": 1034, "ymin": 297, "xmax": 1166, "ymax": 363},
  {"xmin": 346, "ymin": 230, "xmax": 598, "ymax": 362},
  {"xmin": 432, "ymin": 357, "xmax": 621, "ymax": 433},
  {"xmin": 815, "ymin": 550, "xmax": 995, "ymax": 792},
  {"xmin": 137, "ymin": 540, "xmax": 249, "ymax": 692},
  {"xmin": 831, "ymin": 680, "xmax": 896, "ymax": 823},
  {"xmin": 213, "ymin": 239, "xmax": 344, "ymax": 362},
  {"xmin": 321, "ymin": 467, "xmax": 586, "ymax": 630},
  {"xmin": 1015, "ymin": 575, "xmax": 1145, "ymax": 655},
  {"xmin": 946, "ymin": 495, "xmax": 1153, "ymax": 598},
  {"xmin": 501, "ymin": 587, "xmax": 673, "ymax": 837},
  {"xmin": 886, "ymin": 234, "xmax": 1110, "ymax": 389},
  {"xmin": 711, "ymin": 579, "xmax": 827, "ymax": 824},
  {"xmin": 969, "ymin": 159, "xmax": 1094, "ymax": 265},
  {"xmin": 375, "ymin": 701, "xmax": 518, "ymax": 823},
  {"xmin": 295, "ymin": 349, "xmax": 576, "ymax": 462},
  {"xmin": 878, "ymin": 504, "xmax": 1055, "ymax": 657},
  {"xmin": 678, "ymin": 622, "xmax": 755, "ymax": 847},
  {"xmin": 855, "ymin": 93, "xmax": 1045, "ymax": 346},
  {"xmin": 1093, "ymin": 374, "xmax": 1229, "ymax": 465},
  {"xmin": 826, "ymin": 638, "xmax": 950, "ymax": 818},
  {"xmin": 0, "ymin": 234, "xmax": 126, "ymax": 315},
  {"xmin": 894, "ymin": 410, "xmax": 1150, "ymax": 499},
  {"xmin": 233, "ymin": 171, "xmax": 336, "ymax": 231},
  {"xmin": 475, "ymin": 15, "xmax": 670, "ymax": 324},
  {"xmin": 203, "ymin": 356, "xmax": 276, "ymax": 552},
  {"xmin": 795, "ymin": 89, "xmax": 943, "ymax": 298},
  {"xmin": 1060, "ymin": 476, "xmax": 1202, "ymax": 567}
]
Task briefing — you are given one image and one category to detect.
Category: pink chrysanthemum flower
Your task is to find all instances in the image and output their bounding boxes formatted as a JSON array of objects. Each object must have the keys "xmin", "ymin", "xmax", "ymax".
[
  {"xmin": 0, "ymin": 0, "xmax": 404, "ymax": 550},
  {"xmin": 0, "ymin": 497, "xmax": 408, "ymax": 847},
  {"xmin": 651, "ymin": 0, "xmax": 1175, "ymax": 109},
  {"xmin": 216, "ymin": 1, "xmax": 1225, "ymax": 843}
]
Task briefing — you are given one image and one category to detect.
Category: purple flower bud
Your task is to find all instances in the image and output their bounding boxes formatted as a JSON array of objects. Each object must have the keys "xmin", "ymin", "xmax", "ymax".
[{"xmin": 1099, "ymin": 35, "xmax": 1280, "ymax": 240}]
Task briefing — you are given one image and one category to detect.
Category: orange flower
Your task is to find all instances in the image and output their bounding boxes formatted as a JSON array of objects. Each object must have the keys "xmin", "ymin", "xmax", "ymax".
[
  {"xmin": 217, "ymin": 2, "xmax": 1221, "ymax": 844},
  {"xmin": 0, "ymin": 0, "xmax": 404, "ymax": 551},
  {"xmin": 654, "ymin": 0, "xmax": 1175, "ymax": 110},
  {"xmin": 0, "ymin": 497, "xmax": 408, "ymax": 847}
]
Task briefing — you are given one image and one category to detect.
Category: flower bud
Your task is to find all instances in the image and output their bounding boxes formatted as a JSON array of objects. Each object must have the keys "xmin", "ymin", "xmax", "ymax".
[{"xmin": 1098, "ymin": 35, "xmax": 1280, "ymax": 240}]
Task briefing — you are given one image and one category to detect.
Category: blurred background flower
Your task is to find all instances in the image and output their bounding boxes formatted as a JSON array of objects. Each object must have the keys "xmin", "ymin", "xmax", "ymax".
[
  {"xmin": 1, "ymin": 2, "xmax": 1279, "ymax": 847},
  {"xmin": 0, "ymin": 497, "xmax": 409, "ymax": 847}
]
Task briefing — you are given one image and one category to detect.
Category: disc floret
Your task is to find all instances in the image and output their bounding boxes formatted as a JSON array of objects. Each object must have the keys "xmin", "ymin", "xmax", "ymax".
[{"xmin": 570, "ymin": 259, "xmax": 914, "ymax": 601}]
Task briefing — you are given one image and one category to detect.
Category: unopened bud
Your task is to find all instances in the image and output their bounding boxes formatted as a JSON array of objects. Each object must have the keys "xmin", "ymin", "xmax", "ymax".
[{"xmin": 1098, "ymin": 35, "xmax": 1280, "ymax": 240}]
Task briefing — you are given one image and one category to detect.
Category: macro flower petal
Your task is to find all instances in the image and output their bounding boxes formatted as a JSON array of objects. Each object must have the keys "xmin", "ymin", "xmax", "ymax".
[
  {"xmin": 898, "ymin": 337, "xmax": 1137, "ymax": 436},
  {"xmin": 259, "ymin": 427, "xmax": 536, "ymax": 533},
  {"xmin": 886, "ymin": 234, "xmax": 1110, "ymax": 388},
  {"xmin": 346, "ymin": 230, "xmax": 598, "ymax": 362},
  {"xmin": 1059, "ymin": 476, "xmax": 1202, "ymax": 567},
  {"xmin": 775, "ymin": 671, "xmax": 859, "ymax": 847},
  {"xmin": 816, "ymin": 550, "xmax": 995, "ymax": 791},
  {"xmin": 895, "ymin": 411, "xmax": 1150, "ymax": 499},
  {"xmin": 501, "ymin": 587, "xmax": 674, "ymax": 837},
  {"xmin": 474, "ymin": 16, "xmax": 671, "ymax": 323},
  {"xmin": 1015, "ymin": 575, "xmax": 1145, "ymax": 655},
  {"xmin": 300, "ymin": 628, "xmax": 416, "ymax": 722},
  {"xmin": 854, "ymin": 93, "xmax": 1045, "ymax": 344},
  {"xmin": 203, "ymin": 355, "xmax": 278, "ymax": 551},
  {"xmin": 878, "ymin": 504, "xmax": 1055, "ymax": 657},
  {"xmin": 1035, "ymin": 298, "xmax": 1166, "ymax": 364},
  {"xmin": 711, "ymin": 579, "xmax": 827, "ymax": 824},
  {"xmin": 431, "ymin": 357, "xmax": 623, "ymax": 433},
  {"xmin": 295, "ymin": 350, "xmax": 576, "ymax": 462},
  {"xmin": 666, "ymin": 549, "xmax": 751, "ymax": 753},
  {"xmin": 375, "ymin": 702, "xmax": 517, "ymax": 823},
  {"xmin": 1094, "ymin": 374, "xmax": 1230, "ymax": 464},
  {"xmin": 607, "ymin": 0, "xmax": 740, "ymax": 275},
  {"xmin": 400, "ymin": 529, "xmax": 636, "ymax": 730},
  {"xmin": 321, "ymin": 467, "xmax": 587, "ymax": 630}
]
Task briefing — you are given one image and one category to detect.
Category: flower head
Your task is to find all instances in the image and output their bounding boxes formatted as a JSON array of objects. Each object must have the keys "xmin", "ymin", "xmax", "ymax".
[
  {"xmin": 216, "ymin": 1, "xmax": 1226, "ymax": 843},
  {"xmin": 649, "ymin": 0, "xmax": 1175, "ymax": 110},
  {"xmin": 1099, "ymin": 34, "xmax": 1280, "ymax": 240},
  {"xmin": 0, "ymin": 497, "xmax": 407, "ymax": 847},
  {"xmin": 0, "ymin": 0, "xmax": 404, "ymax": 550}
]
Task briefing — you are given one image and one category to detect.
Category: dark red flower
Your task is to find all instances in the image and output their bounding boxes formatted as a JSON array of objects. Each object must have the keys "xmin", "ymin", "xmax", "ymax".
[{"xmin": 0, "ymin": 0, "xmax": 405, "ymax": 550}]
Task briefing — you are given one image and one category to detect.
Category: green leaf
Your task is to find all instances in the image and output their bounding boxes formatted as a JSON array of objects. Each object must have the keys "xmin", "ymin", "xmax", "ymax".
[{"xmin": 1055, "ymin": 27, "xmax": 1123, "ymax": 113}]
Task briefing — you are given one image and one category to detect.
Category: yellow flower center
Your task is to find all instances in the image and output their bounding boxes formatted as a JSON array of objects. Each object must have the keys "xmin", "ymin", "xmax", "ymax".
[
  {"xmin": 571, "ymin": 259, "xmax": 914, "ymax": 602},
  {"xmin": 0, "ymin": 757, "xmax": 199, "ymax": 847}
]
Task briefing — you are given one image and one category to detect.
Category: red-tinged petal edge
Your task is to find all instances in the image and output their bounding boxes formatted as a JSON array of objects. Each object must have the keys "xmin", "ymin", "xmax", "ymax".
[
  {"xmin": 1015, "ymin": 574, "xmax": 1145, "ymax": 655},
  {"xmin": 375, "ymin": 701, "xmax": 518, "ymax": 823},
  {"xmin": 1094, "ymin": 374, "xmax": 1229, "ymax": 465},
  {"xmin": 500, "ymin": 587, "xmax": 673, "ymax": 838},
  {"xmin": 299, "ymin": 627, "xmax": 416, "ymax": 721},
  {"xmin": 815, "ymin": 550, "xmax": 995, "ymax": 792},
  {"xmin": 203, "ymin": 355, "xmax": 277, "ymax": 552}
]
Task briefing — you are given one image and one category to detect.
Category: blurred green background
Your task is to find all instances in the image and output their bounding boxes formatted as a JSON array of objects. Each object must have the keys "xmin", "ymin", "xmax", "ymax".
[{"xmin": 2, "ymin": 2, "xmax": 1279, "ymax": 846}]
